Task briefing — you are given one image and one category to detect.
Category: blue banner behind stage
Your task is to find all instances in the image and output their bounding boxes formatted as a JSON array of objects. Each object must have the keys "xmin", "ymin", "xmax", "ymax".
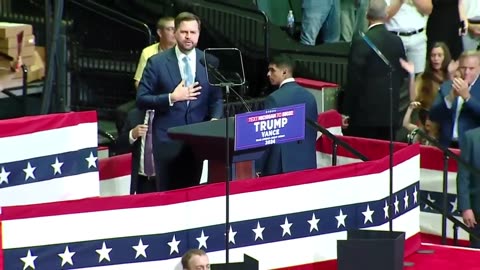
[{"xmin": 234, "ymin": 104, "xmax": 305, "ymax": 151}]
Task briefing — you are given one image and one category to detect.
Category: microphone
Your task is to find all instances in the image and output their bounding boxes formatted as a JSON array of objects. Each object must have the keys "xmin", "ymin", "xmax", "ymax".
[
  {"xmin": 359, "ymin": 31, "xmax": 394, "ymax": 70},
  {"xmin": 200, "ymin": 56, "xmax": 252, "ymax": 112}
]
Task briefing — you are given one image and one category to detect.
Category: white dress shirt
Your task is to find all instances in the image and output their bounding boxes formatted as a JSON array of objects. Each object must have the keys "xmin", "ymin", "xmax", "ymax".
[
  {"xmin": 175, "ymin": 45, "xmax": 196, "ymax": 86},
  {"xmin": 168, "ymin": 46, "xmax": 197, "ymax": 105},
  {"xmin": 279, "ymin": 77, "xmax": 295, "ymax": 88},
  {"xmin": 368, "ymin": 23, "xmax": 384, "ymax": 30},
  {"xmin": 465, "ymin": 0, "xmax": 480, "ymax": 19},
  {"xmin": 384, "ymin": 0, "xmax": 428, "ymax": 32}
]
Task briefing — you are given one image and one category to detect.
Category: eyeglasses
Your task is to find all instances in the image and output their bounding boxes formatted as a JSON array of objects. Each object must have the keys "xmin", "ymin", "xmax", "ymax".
[{"xmin": 161, "ymin": 26, "xmax": 175, "ymax": 31}]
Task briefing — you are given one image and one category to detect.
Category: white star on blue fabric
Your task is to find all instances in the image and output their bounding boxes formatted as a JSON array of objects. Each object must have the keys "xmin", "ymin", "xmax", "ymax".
[
  {"xmin": 95, "ymin": 242, "xmax": 112, "ymax": 263},
  {"xmin": 252, "ymin": 221, "xmax": 265, "ymax": 241},
  {"xmin": 58, "ymin": 246, "xmax": 75, "ymax": 266},
  {"xmin": 196, "ymin": 230, "xmax": 209, "ymax": 249},
  {"xmin": 225, "ymin": 225, "xmax": 238, "ymax": 244},
  {"xmin": 335, "ymin": 209, "xmax": 347, "ymax": 228},
  {"xmin": 394, "ymin": 196, "xmax": 400, "ymax": 214},
  {"xmin": 424, "ymin": 193, "xmax": 435, "ymax": 209},
  {"xmin": 168, "ymin": 235, "xmax": 181, "ymax": 255},
  {"xmin": 404, "ymin": 191, "xmax": 409, "ymax": 209},
  {"xmin": 450, "ymin": 198, "xmax": 458, "ymax": 213},
  {"xmin": 362, "ymin": 204, "xmax": 375, "ymax": 224},
  {"xmin": 413, "ymin": 186, "xmax": 418, "ymax": 204},
  {"xmin": 20, "ymin": 249, "xmax": 37, "ymax": 270},
  {"xmin": 23, "ymin": 162, "xmax": 36, "ymax": 181},
  {"xmin": 307, "ymin": 213, "xmax": 320, "ymax": 232},
  {"xmin": 383, "ymin": 200, "xmax": 389, "ymax": 219},
  {"xmin": 51, "ymin": 157, "xmax": 64, "ymax": 175},
  {"xmin": 0, "ymin": 166, "xmax": 10, "ymax": 184},
  {"xmin": 85, "ymin": 152, "xmax": 98, "ymax": 168},
  {"xmin": 132, "ymin": 239, "xmax": 149, "ymax": 259},
  {"xmin": 280, "ymin": 217, "xmax": 293, "ymax": 236}
]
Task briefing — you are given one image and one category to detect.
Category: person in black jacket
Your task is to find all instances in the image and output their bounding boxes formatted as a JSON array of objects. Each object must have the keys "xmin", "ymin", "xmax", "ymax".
[
  {"xmin": 342, "ymin": 0, "xmax": 408, "ymax": 140},
  {"xmin": 256, "ymin": 54, "xmax": 318, "ymax": 176},
  {"xmin": 115, "ymin": 108, "xmax": 160, "ymax": 194}
]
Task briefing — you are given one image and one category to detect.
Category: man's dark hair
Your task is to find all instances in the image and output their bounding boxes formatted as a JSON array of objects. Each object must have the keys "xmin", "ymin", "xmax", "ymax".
[
  {"xmin": 270, "ymin": 54, "xmax": 296, "ymax": 74},
  {"xmin": 181, "ymin": 249, "xmax": 207, "ymax": 269},
  {"xmin": 175, "ymin": 12, "xmax": 201, "ymax": 30}
]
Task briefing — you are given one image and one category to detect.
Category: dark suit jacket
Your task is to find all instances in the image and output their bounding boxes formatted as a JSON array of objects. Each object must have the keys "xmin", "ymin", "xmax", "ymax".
[
  {"xmin": 342, "ymin": 24, "xmax": 407, "ymax": 127},
  {"xmin": 429, "ymin": 79, "xmax": 480, "ymax": 147},
  {"xmin": 115, "ymin": 108, "xmax": 145, "ymax": 194},
  {"xmin": 457, "ymin": 127, "xmax": 480, "ymax": 215},
  {"xmin": 256, "ymin": 81, "xmax": 318, "ymax": 176},
  {"xmin": 136, "ymin": 47, "xmax": 224, "ymax": 143}
]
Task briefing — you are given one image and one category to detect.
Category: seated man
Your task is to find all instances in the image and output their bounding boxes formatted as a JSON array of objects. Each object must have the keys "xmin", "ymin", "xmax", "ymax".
[{"xmin": 256, "ymin": 54, "xmax": 318, "ymax": 176}]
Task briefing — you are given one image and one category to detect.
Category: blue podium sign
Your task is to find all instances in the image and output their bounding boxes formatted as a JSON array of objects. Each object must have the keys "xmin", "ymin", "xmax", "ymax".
[{"xmin": 234, "ymin": 104, "xmax": 306, "ymax": 151}]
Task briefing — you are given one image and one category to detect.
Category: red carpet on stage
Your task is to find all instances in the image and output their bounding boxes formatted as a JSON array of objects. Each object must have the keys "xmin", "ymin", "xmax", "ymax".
[{"xmin": 404, "ymin": 244, "xmax": 480, "ymax": 270}]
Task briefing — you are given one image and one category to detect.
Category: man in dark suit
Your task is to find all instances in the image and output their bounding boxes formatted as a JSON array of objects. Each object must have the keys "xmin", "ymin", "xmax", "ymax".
[
  {"xmin": 137, "ymin": 12, "xmax": 224, "ymax": 190},
  {"xmin": 457, "ymin": 127, "xmax": 480, "ymax": 248},
  {"xmin": 429, "ymin": 50, "xmax": 480, "ymax": 148},
  {"xmin": 116, "ymin": 108, "xmax": 161, "ymax": 194},
  {"xmin": 256, "ymin": 54, "xmax": 318, "ymax": 176},
  {"xmin": 342, "ymin": 0, "xmax": 407, "ymax": 140}
]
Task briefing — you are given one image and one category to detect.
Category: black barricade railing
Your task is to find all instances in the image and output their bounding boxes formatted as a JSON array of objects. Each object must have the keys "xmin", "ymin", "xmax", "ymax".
[
  {"xmin": 98, "ymin": 129, "xmax": 116, "ymax": 145},
  {"xmin": 68, "ymin": 0, "xmax": 152, "ymax": 46},
  {"xmin": 422, "ymin": 198, "xmax": 480, "ymax": 243},
  {"xmin": 413, "ymin": 129, "xmax": 480, "ymax": 246},
  {"xmin": 188, "ymin": 0, "xmax": 270, "ymax": 63},
  {"xmin": 64, "ymin": 0, "xmax": 153, "ymax": 117},
  {"xmin": 306, "ymin": 118, "xmax": 369, "ymax": 163}
]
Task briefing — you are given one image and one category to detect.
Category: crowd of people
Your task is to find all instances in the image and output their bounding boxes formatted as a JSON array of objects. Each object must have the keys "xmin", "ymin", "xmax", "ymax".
[
  {"xmin": 337, "ymin": 0, "xmax": 480, "ymax": 248},
  {"xmin": 337, "ymin": 0, "xmax": 480, "ymax": 149}
]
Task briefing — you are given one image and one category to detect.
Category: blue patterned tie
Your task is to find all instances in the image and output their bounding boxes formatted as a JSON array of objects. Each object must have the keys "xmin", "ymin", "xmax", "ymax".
[
  {"xmin": 144, "ymin": 110, "xmax": 155, "ymax": 177},
  {"xmin": 183, "ymin": 56, "xmax": 194, "ymax": 87}
]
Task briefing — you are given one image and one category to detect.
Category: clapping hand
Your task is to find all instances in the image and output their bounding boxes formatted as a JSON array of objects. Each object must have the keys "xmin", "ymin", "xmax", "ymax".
[
  {"xmin": 408, "ymin": 101, "xmax": 421, "ymax": 110},
  {"xmin": 400, "ymin": 58, "xmax": 415, "ymax": 75},
  {"xmin": 447, "ymin": 60, "xmax": 459, "ymax": 74},
  {"xmin": 452, "ymin": 77, "xmax": 470, "ymax": 99}
]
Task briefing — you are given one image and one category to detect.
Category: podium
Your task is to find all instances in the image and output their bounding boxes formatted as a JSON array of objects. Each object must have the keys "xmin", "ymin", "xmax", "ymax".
[
  {"xmin": 337, "ymin": 230, "xmax": 406, "ymax": 270},
  {"xmin": 168, "ymin": 117, "xmax": 265, "ymax": 183},
  {"xmin": 210, "ymin": 254, "xmax": 259, "ymax": 270}
]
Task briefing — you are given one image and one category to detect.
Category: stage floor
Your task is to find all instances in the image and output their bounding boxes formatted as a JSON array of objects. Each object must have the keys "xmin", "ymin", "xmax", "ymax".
[{"xmin": 403, "ymin": 243, "xmax": 480, "ymax": 270}]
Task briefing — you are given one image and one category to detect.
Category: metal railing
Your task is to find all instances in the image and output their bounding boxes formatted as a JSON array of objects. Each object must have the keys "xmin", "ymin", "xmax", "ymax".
[
  {"xmin": 411, "ymin": 129, "xmax": 480, "ymax": 245},
  {"xmin": 68, "ymin": 0, "xmax": 152, "ymax": 46}
]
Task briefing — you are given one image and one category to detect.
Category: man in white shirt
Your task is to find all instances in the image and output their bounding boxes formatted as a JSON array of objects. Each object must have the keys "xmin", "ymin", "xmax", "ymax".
[
  {"xmin": 463, "ymin": 0, "xmax": 480, "ymax": 51},
  {"xmin": 385, "ymin": 0, "xmax": 432, "ymax": 74}
]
